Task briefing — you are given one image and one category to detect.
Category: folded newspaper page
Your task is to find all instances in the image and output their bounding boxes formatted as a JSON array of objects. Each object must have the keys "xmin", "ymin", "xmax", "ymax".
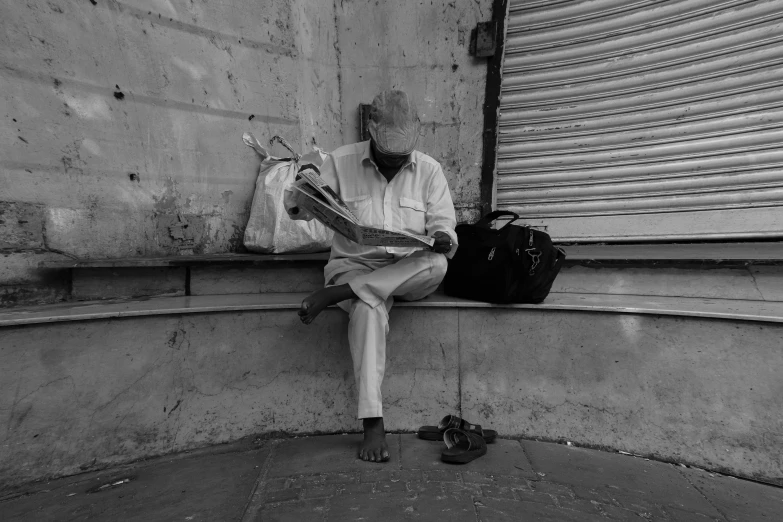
[
  {"xmin": 297, "ymin": 166, "xmax": 357, "ymax": 222},
  {"xmin": 293, "ymin": 168, "xmax": 434, "ymax": 248}
]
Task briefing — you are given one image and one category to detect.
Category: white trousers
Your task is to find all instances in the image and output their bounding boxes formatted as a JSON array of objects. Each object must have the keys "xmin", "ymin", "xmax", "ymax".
[{"xmin": 329, "ymin": 250, "xmax": 448, "ymax": 419}]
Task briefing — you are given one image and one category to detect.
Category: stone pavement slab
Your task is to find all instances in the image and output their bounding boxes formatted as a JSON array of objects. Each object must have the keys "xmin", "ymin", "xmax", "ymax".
[
  {"xmin": 0, "ymin": 445, "xmax": 269, "ymax": 522},
  {"xmin": 522, "ymin": 439, "xmax": 722, "ymax": 518},
  {"xmin": 322, "ymin": 490, "xmax": 476, "ymax": 521},
  {"xmin": 475, "ymin": 497, "xmax": 604, "ymax": 521},
  {"xmin": 3, "ymin": 435, "xmax": 783, "ymax": 522},
  {"xmin": 680, "ymin": 467, "xmax": 783, "ymax": 521},
  {"xmin": 257, "ymin": 498, "xmax": 329, "ymax": 522}
]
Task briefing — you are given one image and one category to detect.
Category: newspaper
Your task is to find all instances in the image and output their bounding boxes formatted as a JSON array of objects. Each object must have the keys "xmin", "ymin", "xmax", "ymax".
[{"xmin": 293, "ymin": 167, "xmax": 435, "ymax": 248}]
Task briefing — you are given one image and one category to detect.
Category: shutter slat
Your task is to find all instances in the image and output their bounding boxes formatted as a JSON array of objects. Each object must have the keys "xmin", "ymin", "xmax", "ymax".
[
  {"xmin": 499, "ymin": 86, "xmax": 782, "ymax": 138},
  {"xmin": 497, "ymin": 150, "xmax": 783, "ymax": 186},
  {"xmin": 505, "ymin": 0, "xmax": 753, "ymax": 53},
  {"xmin": 502, "ymin": 45, "xmax": 781, "ymax": 101},
  {"xmin": 500, "ymin": 70, "xmax": 781, "ymax": 120},
  {"xmin": 507, "ymin": 0, "xmax": 668, "ymax": 30},
  {"xmin": 498, "ymin": 109, "xmax": 783, "ymax": 156},
  {"xmin": 504, "ymin": 20, "xmax": 783, "ymax": 87},
  {"xmin": 504, "ymin": 2, "xmax": 782, "ymax": 71},
  {"xmin": 496, "ymin": 187, "xmax": 783, "ymax": 218},
  {"xmin": 497, "ymin": 128, "xmax": 783, "ymax": 171},
  {"xmin": 499, "ymin": 170, "xmax": 783, "ymax": 202}
]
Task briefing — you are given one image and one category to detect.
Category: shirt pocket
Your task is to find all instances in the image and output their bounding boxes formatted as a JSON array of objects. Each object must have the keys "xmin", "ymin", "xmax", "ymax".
[
  {"xmin": 343, "ymin": 194, "xmax": 373, "ymax": 225},
  {"xmin": 398, "ymin": 196, "xmax": 426, "ymax": 234}
]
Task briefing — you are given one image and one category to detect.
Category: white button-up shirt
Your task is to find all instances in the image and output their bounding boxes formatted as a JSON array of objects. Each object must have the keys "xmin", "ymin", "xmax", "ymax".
[{"xmin": 287, "ymin": 140, "xmax": 458, "ymax": 285}]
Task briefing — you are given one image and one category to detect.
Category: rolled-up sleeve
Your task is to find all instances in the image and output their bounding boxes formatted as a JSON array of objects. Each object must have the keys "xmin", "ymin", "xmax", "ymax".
[{"xmin": 425, "ymin": 165, "xmax": 459, "ymax": 259}]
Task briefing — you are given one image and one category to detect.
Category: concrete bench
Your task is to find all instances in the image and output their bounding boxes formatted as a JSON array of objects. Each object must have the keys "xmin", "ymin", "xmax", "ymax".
[
  {"xmin": 2, "ymin": 243, "xmax": 782, "ymax": 490},
  {"xmin": 24, "ymin": 242, "xmax": 780, "ymax": 308},
  {"xmin": 30, "ymin": 242, "xmax": 783, "ymax": 302}
]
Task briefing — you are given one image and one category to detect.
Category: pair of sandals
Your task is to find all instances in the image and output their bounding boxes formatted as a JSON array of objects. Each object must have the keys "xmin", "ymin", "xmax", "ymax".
[{"xmin": 417, "ymin": 415, "xmax": 497, "ymax": 464}]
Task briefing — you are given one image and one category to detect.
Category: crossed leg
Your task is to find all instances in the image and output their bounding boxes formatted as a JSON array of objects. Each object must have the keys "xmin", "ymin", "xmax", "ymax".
[
  {"xmin": 298, "ymin": 284, "xmax": 355, "ymax": 324},
  {"xmin": 298, "ymin": 251, "xmax": 448, "ymax": 462}
]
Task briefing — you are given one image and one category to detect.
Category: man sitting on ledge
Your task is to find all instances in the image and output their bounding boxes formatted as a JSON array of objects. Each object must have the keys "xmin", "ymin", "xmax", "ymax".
[{"xmin": 285, "ymin": 89, "xmax": 458, "ymax": 462}]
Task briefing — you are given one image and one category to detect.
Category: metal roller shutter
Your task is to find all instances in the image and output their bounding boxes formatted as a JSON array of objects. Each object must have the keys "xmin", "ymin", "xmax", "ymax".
[{"xmin": 496, "ymin": 0, "xmax": 783, "ymax": 242}]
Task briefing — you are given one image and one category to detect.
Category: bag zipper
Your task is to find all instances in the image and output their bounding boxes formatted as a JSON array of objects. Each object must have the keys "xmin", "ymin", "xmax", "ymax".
[
  {"xmin": 527, "ymin": 228, "xmax": 538, "ymax": 275},
  {"xmin": 526, "ymin": 248, "xmax": 541, "ymax": 275}
]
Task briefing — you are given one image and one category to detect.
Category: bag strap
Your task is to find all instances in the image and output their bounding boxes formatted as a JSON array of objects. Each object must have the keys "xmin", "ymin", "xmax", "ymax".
[
  {"xmin": 270, "ymin": 135, "xmax": 301, "ymax": 162},
  {"xmin": 506, "ymin": 223, "xmax": 522, "ymax": 252},
  {"xmin": 476, "ymin": 210, "xmax": 520, "ymax": 230}
]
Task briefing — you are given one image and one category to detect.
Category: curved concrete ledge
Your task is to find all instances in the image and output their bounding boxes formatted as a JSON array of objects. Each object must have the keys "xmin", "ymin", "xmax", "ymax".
[
  {"xmin": 3, "ymin": 292, "xmax": 783, "ymax": 327},
  {"xmin": 2, "ymin": 293, "xmax": 782, "ymax": 489}
]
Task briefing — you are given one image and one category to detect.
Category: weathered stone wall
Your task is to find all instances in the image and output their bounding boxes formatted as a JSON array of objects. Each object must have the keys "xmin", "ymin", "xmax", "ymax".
[
  {"xmin": 1, "ymin": 0, "xmax": 342, "ymax": 305},
  {"xmin": 335, "ymin": 0, "xmax": 492, "ymax": 224},
  {"xmin": 1, "ymin": 0, "xmax": 494, "ymax": 306}
]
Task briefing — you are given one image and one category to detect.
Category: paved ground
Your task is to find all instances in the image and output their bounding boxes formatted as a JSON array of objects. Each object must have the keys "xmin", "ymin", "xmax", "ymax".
[{"xmin": 1, "ymin": 434, "xmax": 781, "ymax": 521}]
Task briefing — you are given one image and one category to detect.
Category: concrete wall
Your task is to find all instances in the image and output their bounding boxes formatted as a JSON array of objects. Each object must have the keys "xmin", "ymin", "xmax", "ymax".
[
  {"xmin": 0, "ymin": 308, "xmax": 459, "ymax": 489},
  {"xmin": 1, "ymin": 0, "xmax": 494, "ymax": 307},
  {"xmin": 1, "ymin": 0, "xmax": 342, "ymax": 305},
  {"xmin": 2, "ymin": 307, "xmax": 781, "ymax": 490},
  {"xmin": 459, "ymin": 310, "xmax": 783, "ymax": 485},
  {"xmin": 335, "ymin": 0, "xmax": 492, "ymax": 224}
]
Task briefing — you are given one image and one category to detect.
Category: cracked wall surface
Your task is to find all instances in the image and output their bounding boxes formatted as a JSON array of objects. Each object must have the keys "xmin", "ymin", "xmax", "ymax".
[{"xmin": 0, "ymin": 0, "xmax": 342, "ymax": 305}]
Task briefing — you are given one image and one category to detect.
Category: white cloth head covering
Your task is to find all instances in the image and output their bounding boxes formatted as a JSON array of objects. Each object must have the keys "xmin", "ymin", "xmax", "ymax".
[{"xmin": 368, "ymin": 90, "xmax": 421, "ymax": 155}]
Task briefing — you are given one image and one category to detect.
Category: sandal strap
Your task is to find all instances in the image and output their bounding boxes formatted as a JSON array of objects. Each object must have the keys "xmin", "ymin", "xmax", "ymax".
[
  {"xmin": 438, "ymin": 415, "xmax": 463, "ymax": 431},
  {"xmin": 443, "ymin": 428, "xmax": 471, "ymax": 451},
  {"xmin": 443, "ymin": 428, "xmax": 484, "ymax": 451},
  {"xmin": 438, "ymin": 415, "xmax": 485, "ymax": 436},
  {"xmin": 461, "ymin": 421, "xmax": 484, "ymax": 435}
]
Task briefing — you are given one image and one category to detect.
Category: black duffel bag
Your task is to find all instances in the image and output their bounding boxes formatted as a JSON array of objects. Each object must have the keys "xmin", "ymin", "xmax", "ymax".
[{"xmin": 444, "ymin": 211, "xmax": 566, "ymax": 304}]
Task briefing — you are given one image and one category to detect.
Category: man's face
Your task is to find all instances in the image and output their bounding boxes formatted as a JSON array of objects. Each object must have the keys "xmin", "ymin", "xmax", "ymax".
[{"xmin": 371, "ymin": 141, "xmax": 409, "ymax": 170}]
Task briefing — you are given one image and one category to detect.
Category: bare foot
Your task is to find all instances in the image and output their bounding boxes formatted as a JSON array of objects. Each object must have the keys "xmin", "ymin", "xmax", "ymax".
[
  {"xmin": 298, "ymin": 284, "xmax": 355, "ymax": 325},
  {"xmin": 359, "ymin": 417, "xmax": 389, "ymax": 462}
]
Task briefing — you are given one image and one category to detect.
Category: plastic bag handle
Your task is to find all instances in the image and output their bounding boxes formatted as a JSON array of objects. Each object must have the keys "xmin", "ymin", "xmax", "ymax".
[
  {"xmin": 476, "ymin": 210, "xmax": 520, "ymax": 230},
  {"xmin": 270, "ymin": 135, "xmax": 301, "ymax": 162},
  {"xmin": 242, "ymin": 132, "xmax": 270, "ymax": 159}
]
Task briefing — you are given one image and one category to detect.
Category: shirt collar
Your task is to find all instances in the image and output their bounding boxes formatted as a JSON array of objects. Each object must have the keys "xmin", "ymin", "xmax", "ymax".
[{"xmin": 361, "ymin": 140, "xmax": 416, "ymax": 170}]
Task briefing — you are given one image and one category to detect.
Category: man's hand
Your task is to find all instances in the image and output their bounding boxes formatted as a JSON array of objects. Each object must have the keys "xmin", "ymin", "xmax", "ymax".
[{"xmin": 431, "ymin": 231, "xmax": 453, "ymax": 254}]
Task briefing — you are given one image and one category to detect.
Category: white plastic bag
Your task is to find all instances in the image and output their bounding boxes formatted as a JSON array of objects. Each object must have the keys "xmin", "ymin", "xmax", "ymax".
[{"xmin": 242, "ymin": 133, "xmax": 333, "ymax": 253}]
